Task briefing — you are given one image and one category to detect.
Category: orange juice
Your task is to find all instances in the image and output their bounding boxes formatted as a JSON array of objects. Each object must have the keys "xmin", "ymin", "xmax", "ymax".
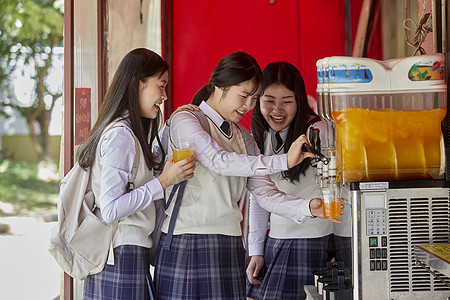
[
  {"xmin": 173, "ymin": 149, "xmax": 194, "ymax": 162},
  {"xmin": 331, "ymin": 108, "xmax": 445, "ymax": 182},
  {"xmin": 322, "ymin": 200, "xmax": 341, "ymax": 218}
]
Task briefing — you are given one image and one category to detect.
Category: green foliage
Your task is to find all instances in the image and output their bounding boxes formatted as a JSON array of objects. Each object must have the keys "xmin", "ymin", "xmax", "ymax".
[
  {"xmin": 0, "ymin": 159, "xmax": 59, "ymax": 213},
  {"xmin": 0, "ymin": 0, "xmax": 64, "ymax": 160},
  {"xmin": 0, "ymin": 0, "xmax": 63, "ymax": 93}
]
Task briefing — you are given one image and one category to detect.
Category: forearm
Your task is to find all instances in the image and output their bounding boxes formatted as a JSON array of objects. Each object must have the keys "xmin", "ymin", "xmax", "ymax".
[
  {"xmin": 247, "ymin": 174, "xmax": 314, "ymax": 223},
  {"xmin": 248, "ymin": 194, "xmax": 270, "ymax": 256}
]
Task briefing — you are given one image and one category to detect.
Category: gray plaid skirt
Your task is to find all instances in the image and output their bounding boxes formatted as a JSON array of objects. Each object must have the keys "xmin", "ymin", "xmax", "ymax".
[
  {"xmin": 154, "ymin": 233, "xmax": 247, "ymax": 300},
  {"xmin": 83, "ymin": 245, "xmax": 154, "ymax": 300},
  {"xmin": 246, "ymin": 235, "xmax": 333, "ymax": 300}
]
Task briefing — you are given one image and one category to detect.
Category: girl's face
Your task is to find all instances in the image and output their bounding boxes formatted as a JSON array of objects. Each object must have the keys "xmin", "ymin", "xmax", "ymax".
[
  {"xmin": 215, "ymin": 79, "xmax": 259, "ymax": 123},
  {"xmin": 138, "ymin": 71, "xmax": 169, "ymax": 119},
  {"xmin": 260, "ymin": 83, "xmax": 297, "ymax": 132}
]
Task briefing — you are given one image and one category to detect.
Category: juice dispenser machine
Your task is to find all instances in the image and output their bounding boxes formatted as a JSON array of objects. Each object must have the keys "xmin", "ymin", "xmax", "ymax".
[{"xmin": 316, "ymin": 54, "xmax": 450, "ymax": 299}]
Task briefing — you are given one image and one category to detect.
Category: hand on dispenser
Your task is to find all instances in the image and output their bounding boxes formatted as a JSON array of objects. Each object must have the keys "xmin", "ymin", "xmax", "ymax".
[
  {"xmin": 287, "ymin": 135, "xmax": 316, "ymax": 168},
  {"xmin": 309, "ymin": 198, "xmax": 344, "ymax": 223},
  {"xmin": 301, "ymin": 143, "xmax": 330, "ymax": 165}
]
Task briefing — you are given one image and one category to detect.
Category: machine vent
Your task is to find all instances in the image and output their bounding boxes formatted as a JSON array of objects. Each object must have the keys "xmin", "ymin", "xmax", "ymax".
[{"xmin": 387, "ymin": 195, "xmax": 450, "ymax": 293}]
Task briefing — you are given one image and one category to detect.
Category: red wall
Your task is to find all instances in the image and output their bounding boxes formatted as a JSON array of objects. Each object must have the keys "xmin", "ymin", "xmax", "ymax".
[{"xmin": 168, "ymin": 0, "xmax": 381, "ymax": 130}]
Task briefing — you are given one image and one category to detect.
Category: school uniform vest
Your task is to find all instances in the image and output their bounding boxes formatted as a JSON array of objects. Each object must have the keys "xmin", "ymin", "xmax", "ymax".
[
  {"xmin": 91, "ymin": 120, "xmax": 156, "ymax": 249},
  {"xmin": 265, "ymin": 131, "xmax": 333, "ymax": 239},
  {"xmin": 162, "ymin": 117, "xmax": 248, "ymax": 236}
]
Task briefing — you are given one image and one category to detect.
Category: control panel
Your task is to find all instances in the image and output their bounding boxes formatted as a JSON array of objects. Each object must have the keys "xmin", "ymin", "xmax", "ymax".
[
  {"xmin": 366, "ymin": 209, "xmax": 386, "ymax": 235},
  {"xmin": 368, "ymin": 236, "xmax": 388, "ymax": 271},
  {"xmin": 366, "ymin": 208, "xmax": 388, "ymax": 271}
]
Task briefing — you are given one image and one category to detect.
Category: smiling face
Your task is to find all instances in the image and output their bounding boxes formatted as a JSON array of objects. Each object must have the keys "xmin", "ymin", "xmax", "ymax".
[
  {"xmin": 138, "ymin": 71, "xmax": 168, "ymax": 119},
  {"xmin": 209, "ymin": 79, "xmax": 260, "ymax": 123},
  {"xmin": 260, "ymin": 83, "xmax": 297, "ymax": 132}
]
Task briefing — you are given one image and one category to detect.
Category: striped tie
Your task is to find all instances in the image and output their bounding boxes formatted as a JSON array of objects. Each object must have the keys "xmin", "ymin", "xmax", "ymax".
[{"xmin": 275, "ymin": 131, "xmax": 283, "ymax": 151}]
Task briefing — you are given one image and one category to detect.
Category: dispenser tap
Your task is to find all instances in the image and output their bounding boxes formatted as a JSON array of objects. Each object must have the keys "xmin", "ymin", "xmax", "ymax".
[{"xmin": 302, "ymin": 143, "xmax": 331, "ymax": 165}]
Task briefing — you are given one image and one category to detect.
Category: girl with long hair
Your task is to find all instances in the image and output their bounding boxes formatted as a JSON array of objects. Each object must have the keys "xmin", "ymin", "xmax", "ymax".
[
  {"xmin": 246, "ymin": 62, "xmax": 338, "ymax": 299},
  {"xmin": 79, "ymin": 48, "xmax": 196, "ymax": 300}
]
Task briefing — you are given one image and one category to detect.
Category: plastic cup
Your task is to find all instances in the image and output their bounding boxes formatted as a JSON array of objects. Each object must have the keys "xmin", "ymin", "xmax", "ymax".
[
  {"xmin": 171, "ymin": 141, "xmax": 194, "ymax": 162},
  {"xmin": 321, "ymin": 185, "xmax": 341, "ymax": 219}
]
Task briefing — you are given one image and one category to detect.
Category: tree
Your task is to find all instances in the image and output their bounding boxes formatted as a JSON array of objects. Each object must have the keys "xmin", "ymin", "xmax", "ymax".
[{"xmin": 0, "ymin": 0, "xmax": 64, "ymax": 161}]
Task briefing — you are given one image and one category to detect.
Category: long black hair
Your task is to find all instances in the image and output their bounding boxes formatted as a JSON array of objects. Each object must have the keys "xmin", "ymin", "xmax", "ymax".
[
  {"xmin": 191, "ymin": 51, "xmax": 262, "ymax": 105},
  {"xmin": 77, "ymin": 48, "xmax": 168, "ymax": 171},
  {"xmin": 252, "ymin": 62, "xmax": 320, "ymax": 182}
]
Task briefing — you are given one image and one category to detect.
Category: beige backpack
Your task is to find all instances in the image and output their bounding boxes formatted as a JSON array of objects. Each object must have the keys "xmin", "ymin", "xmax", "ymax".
[{"xmin": 49, "ymin": 122, "xmax": 139, "ymax": 280}]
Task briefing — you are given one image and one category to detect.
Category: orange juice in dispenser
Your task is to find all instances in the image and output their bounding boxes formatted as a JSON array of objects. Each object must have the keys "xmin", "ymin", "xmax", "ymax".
[{"xmin": 322, "ymin": 54, "xmax": 446, "ymax": 183}]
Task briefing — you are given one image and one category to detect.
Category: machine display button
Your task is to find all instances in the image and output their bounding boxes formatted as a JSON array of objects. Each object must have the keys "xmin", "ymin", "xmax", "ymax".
[
  {"xmin": 382, "ymin": 248, "xmax": 387, "ymax": 258},
  {"xmin": 376, "ymin": 248, "xmax": 381, "ymax": 258},
  {"xmin": 382, "ymin": 260, "xmax": 387, "ymax": 270},
  {"xmin": 370, "ymin": 249, "xmax": 375, "ymax": 259},
  {"xmin": 376, "ymin": 260, "xmax": 381, "ymax": 270},
  {"xmin": 381, "ymin": 236, "xmax": 387, "ymax": 247},
  {"xmin": 370, "ymin": 260, "xmax": 375, "ymax": 271},
  {"xmin": 369, "ymin": 237, "xmax": 378, "ymax": 247}
]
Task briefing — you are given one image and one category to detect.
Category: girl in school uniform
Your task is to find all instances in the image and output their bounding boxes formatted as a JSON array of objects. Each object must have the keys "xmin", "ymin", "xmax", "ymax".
[
  {"xmin": 154, "ymin": 52, "xmax": 339, "ymax": 300},
  {"xmin": 78, "ymin": 48, "xmax": 196, "ymax": 300},
  {"xmin": 246, "ymin": 62, "xmax": 337, "ymax": 299}
]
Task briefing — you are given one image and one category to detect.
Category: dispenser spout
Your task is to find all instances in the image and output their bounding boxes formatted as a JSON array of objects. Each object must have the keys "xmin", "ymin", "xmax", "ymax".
[{"xmin": 302, "ymin": 143, "xmax": 331, "ymax": 165}]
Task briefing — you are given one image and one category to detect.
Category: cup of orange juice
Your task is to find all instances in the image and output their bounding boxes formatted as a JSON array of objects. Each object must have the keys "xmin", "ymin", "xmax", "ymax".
[
  {"xmin": 171, "ymin": 141, "xmax": 194, "ymax": 163},
  {"xmin": 320, "ymin": 185, "xmax": 341, "ymax": 219}
]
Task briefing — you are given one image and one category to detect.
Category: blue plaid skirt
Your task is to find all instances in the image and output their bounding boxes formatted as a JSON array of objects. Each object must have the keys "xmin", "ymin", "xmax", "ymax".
[
  {"xmin": 154, "ymin": 233, "xmax": 246, "ymax": 300},
  {"xmin": 333, "ymin": 235, "xmax": 352, "ymax": 269},
  {"xmin": 246, "ymin": 235, "xmax": 332, "ymax": 300},
  {"xmin": 83, "ymin": 245, "xmax": 154, "ymax": 300}
]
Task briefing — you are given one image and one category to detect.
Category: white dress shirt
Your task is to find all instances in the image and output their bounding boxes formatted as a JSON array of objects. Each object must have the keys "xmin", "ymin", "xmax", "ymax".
[{"xmin": 93, "ymin": 120, "xmax": 164, "ymax": 223}]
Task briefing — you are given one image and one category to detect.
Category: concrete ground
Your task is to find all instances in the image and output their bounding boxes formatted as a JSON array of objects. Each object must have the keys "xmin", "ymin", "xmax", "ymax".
[{"xmin": 0, "ymin": 214, "xmax": 61, "ymax": 300}]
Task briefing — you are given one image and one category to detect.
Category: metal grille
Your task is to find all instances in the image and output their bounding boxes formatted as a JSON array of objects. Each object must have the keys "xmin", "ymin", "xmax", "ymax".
[{"xmin": 388, "ymin": 195, "xmax": 450, "ymax": 293}]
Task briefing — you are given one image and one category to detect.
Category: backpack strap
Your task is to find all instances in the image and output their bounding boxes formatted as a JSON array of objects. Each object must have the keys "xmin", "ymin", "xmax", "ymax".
[
  {"xmin": 163, "ymin": 180, "xmax": 187, "ymax": 250},
  {"xmin": 188, "ymin": 110, "xmax": 211, "ymax": 134},
  {"xmin": 110, "ymin": 122, "xmax": 140, "ymax": 192},
  {"xmin": 125, "ymin": 131, "xmax": 140, "ymax": 193},
  {"xmin": 161, "ymin": 110, "xmax": 209, "ymax": 250},
  {"xmin": 168, "ymin": 109, "xmax": 211, "ymax": 148}
]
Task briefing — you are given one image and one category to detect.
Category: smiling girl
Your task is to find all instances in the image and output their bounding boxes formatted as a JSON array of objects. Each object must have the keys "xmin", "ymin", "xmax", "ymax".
[
  {"xmin": 246, "ymin": 62, "xmax": 337, "ymax": 299},
  {"xmin": 78, "ymin": 48, "xmax": 196, "ymax": 300},
  {"xmin": 153, "ymin": 52, "xmax": 337, "ymax": 300}
]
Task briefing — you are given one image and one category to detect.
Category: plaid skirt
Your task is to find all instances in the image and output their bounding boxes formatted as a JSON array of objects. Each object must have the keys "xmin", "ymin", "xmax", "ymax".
[
  {"xmin": 83, "ymin": 245, "xmax": 154, "ymax": 300},
  {"xmin": 246, "ymin": 235, "xmax": 332, "ymax": 300},
  {"xmin": 334, "ymin": 235, "xmax": 352, "ymax": 269},
  {"xmin": 154, "ymin": 233, "xmax": 246, "ymax": 300}
]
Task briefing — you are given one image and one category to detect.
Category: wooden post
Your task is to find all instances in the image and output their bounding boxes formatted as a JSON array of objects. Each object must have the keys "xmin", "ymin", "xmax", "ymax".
[
  {"xmin": 63, "ymin": 0, "xmax": 74, "ymax": 297},
  {"xmin": 352, "ymin": 0, "xmax": 380, "ymax": 57},
  {"xmin": 97, "ymin": 0, "xmax": 107, "ymax": 107}
]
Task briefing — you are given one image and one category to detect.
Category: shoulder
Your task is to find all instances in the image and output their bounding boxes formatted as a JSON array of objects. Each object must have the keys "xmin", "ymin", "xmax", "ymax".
[
  {"xmin": 171, "ymin": 110, "xmax": 207, "ymax": 134},
  {"xmin": 172, "ymin": 110, "xmax": 201, "ymax": 124},
  {"xmin": 100, "ymin": 125, "xmax": 136, "ymax": 157}
]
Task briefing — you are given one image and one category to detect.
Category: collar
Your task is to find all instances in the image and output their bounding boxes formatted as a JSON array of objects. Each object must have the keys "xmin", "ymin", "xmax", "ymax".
[
  {"xmin": 199, "ymin": 101, "xmax": 226, "ymax": 128},
  {"xmin": 270, "ymin": 126, "xmax": 289, "ymax": 142}
]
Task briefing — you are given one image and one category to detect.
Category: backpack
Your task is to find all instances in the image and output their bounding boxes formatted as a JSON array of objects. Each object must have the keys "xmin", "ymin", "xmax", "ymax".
[{"xmin": 49, "ymin": 122, "xmax": 139, "ymax": 280}]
